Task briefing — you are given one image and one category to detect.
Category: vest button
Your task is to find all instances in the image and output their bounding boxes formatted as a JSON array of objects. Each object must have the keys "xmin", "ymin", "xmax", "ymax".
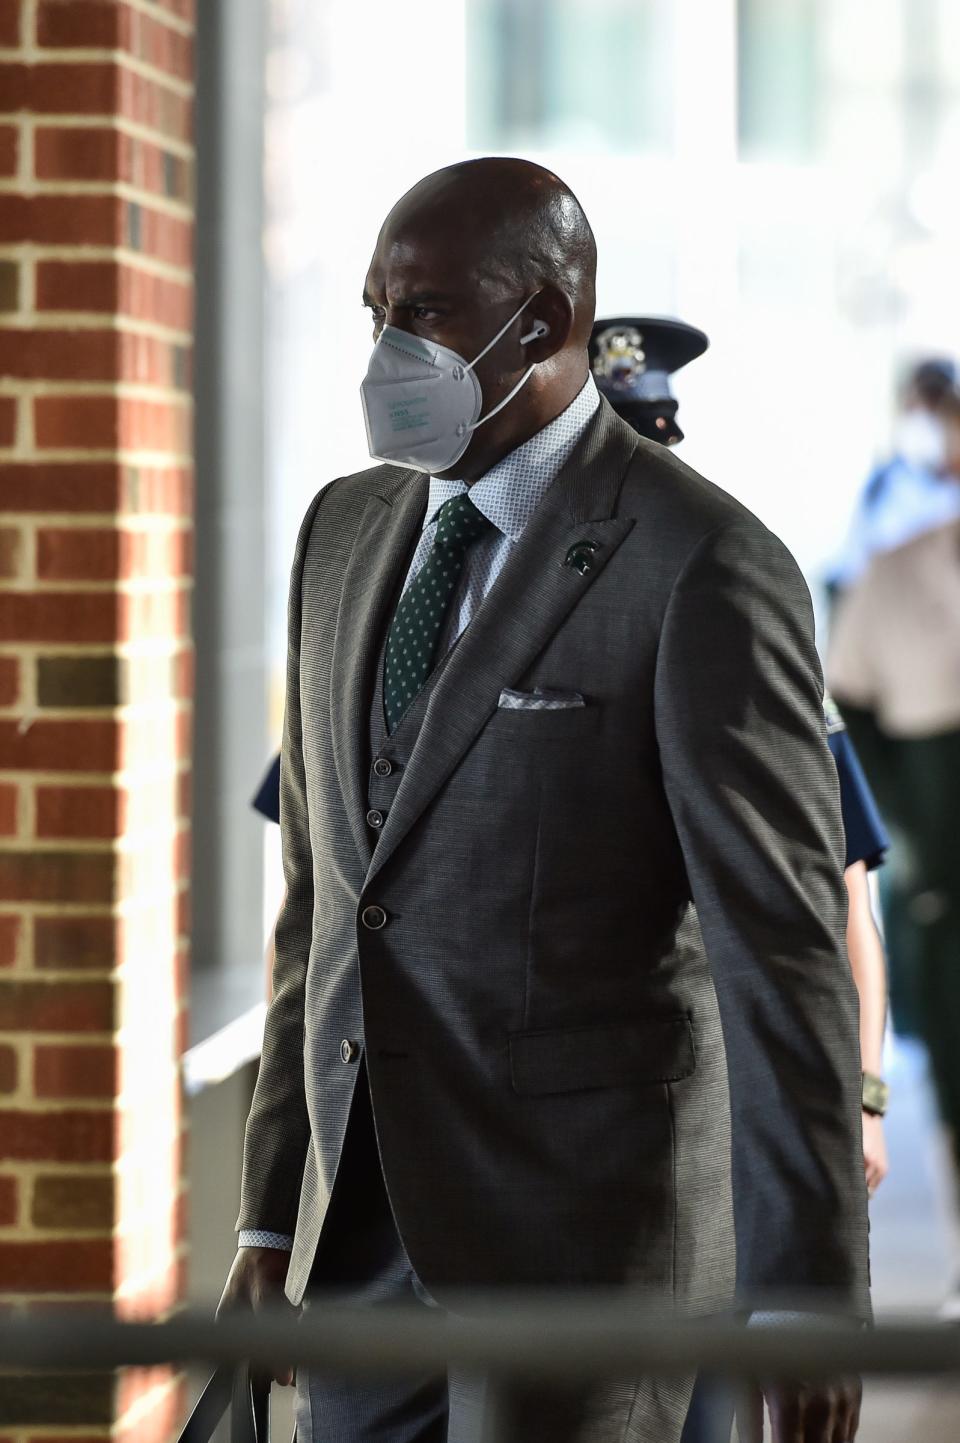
[
  {"xmin": 366, "ymin": 809, "xmax": 385, "ymax": 829},
  {"xmin": 340, "ymin": 1038, "xmax": 360, "ymax": 1064},
  {"xmin": 361, "ymin": 905, "xmax": 388, "ymax": 930},
  {"xmin": 373, "ymin": 758, "xmax": 393, "ymax": 778}
]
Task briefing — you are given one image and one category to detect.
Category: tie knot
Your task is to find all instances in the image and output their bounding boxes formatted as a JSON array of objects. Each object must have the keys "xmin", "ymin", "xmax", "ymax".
[{"xmin": 433, "ymin": 493, "xmax": 494, "ymax": 552}]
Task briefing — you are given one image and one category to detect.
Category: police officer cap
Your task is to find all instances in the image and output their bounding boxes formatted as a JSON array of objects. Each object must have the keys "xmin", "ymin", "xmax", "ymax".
[{"xmin": 589, "ymin": 316, "xmax": 708, "ymax": 445}]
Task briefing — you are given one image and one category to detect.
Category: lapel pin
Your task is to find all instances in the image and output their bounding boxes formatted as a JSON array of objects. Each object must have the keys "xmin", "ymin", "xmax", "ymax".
[{"xmin": 564, "ymin": 540, "xmax": 600, "ymax": 575}]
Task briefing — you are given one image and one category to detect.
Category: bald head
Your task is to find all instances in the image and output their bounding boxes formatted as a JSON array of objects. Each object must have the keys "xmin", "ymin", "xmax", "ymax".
[{"xmin": 383, "ymin": 158, "xmax": 597, "ymax": 343}]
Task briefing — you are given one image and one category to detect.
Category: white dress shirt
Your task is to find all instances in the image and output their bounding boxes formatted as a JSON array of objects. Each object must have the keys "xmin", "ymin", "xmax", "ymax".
[{"xmin": 399, "ymin": 375, "xmax": 600, "ymax": 656}]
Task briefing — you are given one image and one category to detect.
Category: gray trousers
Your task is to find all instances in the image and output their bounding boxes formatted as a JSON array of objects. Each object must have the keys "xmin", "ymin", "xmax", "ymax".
[{"xmin": 295, "ymin": 1071, "xmax": 649, "ymax": 1443}]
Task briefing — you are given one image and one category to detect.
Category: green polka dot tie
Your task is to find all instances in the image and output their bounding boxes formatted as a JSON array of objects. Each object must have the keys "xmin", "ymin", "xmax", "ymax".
[{"xmin": 384, "ymin": 494, "xmax": 496, "ymax": 734}]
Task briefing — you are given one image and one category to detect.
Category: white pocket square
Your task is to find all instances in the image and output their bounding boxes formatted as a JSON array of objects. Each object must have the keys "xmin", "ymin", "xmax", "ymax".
[{"xmin": 498, "ymin": 687, "xmax": 586, "ymax": 711}]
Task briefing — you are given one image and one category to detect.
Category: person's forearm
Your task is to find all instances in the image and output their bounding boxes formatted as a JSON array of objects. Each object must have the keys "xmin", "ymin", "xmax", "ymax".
[
  {"xmin": 265, "ymin": 888, "xmax": 286, "ymax": 1002},
  {"xmin": 844, "ymin": 860, "xmax": 887, "ymax": 1075}
]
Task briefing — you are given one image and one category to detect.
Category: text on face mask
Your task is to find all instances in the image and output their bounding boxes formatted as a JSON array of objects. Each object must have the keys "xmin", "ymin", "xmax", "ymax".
[{"xmin": 388, "ymin": 397, "xmax": 430, "ymax": 432}]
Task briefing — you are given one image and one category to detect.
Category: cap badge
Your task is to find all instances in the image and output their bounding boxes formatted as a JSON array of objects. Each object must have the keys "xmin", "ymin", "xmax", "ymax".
[{"xmin": 591, "ymin": 324, "xmax": 647, "ymax": 390}]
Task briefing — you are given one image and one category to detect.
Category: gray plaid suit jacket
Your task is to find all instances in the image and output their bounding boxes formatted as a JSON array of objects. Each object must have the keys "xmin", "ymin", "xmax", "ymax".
[{"xmin": 237, "ymin": 400, "xmax": 870, "ymax": 1330}]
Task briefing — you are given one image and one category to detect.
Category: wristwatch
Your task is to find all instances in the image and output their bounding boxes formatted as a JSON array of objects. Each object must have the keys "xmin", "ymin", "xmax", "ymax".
[{"xmin": 861, "ymin": 1070, "xmax": 889, "ymax": 1117}]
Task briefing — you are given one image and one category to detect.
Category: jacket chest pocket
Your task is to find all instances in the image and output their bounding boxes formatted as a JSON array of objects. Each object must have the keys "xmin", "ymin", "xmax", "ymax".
[{"xmin": 484, "ymin": 706, "xmax": 602, "ymax": 740}]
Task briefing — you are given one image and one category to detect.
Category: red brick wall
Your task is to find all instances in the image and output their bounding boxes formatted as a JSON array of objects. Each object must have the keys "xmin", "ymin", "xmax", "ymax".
[{"xmin": 0, "ymin": 3, "xmax": 194, "ymax": 1438}]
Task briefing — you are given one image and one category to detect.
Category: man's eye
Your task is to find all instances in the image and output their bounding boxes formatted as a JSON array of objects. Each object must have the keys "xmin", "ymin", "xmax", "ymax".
[{"xmin": 412, "ymin": 307, "xmax": 439, "ymax": 322}]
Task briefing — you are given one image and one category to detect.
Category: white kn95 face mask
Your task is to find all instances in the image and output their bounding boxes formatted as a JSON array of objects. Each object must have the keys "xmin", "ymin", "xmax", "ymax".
[{"xmin": 360, "ymin": 295, "xmax": 549, "ymax": 473}]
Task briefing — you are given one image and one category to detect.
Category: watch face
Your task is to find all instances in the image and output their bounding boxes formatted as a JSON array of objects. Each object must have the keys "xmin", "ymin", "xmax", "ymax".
[{"xmin": 861, "ymin": 1072, "xmax": 889, "ymax": 1116}]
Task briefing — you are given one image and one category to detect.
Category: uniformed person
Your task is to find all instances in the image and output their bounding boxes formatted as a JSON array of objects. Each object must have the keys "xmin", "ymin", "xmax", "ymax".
[
  {"xmin": 588, "ymin": 314, "xmax": 707, "ymax": 445},
  {"xmin": 826, "ymin": 359, "xmax": 960, "ymax": 1043},
  {"xmin": 592, "ymin": 314, "xmax": 891, "ymax": 1443},
  {"xmin": 828, "ymin": 357, "xmax": 960, "ymax": 596},
  {"xmin": 828, "ymin": 380, "xmax": 960, "ymax": 1317},
  {"xmin": 591, "ymin": 313, "xmax": 891, "ymax": 1183}
]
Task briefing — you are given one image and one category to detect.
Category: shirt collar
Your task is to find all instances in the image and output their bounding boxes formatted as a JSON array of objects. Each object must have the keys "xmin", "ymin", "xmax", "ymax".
[{"xmin": 423, "ymin": 377, "xmax": 600, "ymax": 541}]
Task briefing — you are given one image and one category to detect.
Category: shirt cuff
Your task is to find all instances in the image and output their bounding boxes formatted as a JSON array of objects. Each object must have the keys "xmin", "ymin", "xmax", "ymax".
[{"xmin": 238, "ymin": 1229, "xmax": 294, "ymax": 1251}]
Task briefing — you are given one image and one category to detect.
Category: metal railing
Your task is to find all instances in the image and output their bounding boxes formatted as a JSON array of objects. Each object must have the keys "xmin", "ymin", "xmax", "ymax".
[
  {"xmin": 3, "ymin": 1299, "xmax": 960, "ymax": 1442},
  {"xmin": 5, "ymin": 1300, "xmax": 960, "ymax": 1378}
]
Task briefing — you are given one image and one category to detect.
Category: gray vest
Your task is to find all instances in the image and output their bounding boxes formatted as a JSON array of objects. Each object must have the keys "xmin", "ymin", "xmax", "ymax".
[{"xmin": 366, "ymin": 633, "xmax": 456, "ymax": 850}]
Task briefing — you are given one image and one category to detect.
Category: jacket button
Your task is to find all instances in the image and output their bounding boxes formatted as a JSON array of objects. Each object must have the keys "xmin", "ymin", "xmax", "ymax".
[
  {"xmin": 340, "ymin": 1038, "xmax": 360, "ymax": 1064},
  {"xmin": 373, "ymin": 757, "xmax": 393, "ymax": 778},
  {"xmin": 366, "ymin": 809, "xmax": 384, "ymax": 829},
  {"xmin": 361, "ymin": 904, "xmax": 388, "ymax": 930}
]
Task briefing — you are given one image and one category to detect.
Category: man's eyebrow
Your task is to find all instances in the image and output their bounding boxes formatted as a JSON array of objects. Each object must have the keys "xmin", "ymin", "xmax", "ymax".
[
  {"xmin": 400, "ymin": 292, "xmax": 456, "ymax": 306},
  {"xmin": 361, "ymin": 291, "xmax": 457, "ymax": 308}
]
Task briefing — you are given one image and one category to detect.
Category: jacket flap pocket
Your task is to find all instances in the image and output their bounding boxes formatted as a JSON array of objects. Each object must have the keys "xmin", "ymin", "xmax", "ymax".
[{"xmin": 509, "ymin": 1017, "xmax": 695, "ymax": 1097}]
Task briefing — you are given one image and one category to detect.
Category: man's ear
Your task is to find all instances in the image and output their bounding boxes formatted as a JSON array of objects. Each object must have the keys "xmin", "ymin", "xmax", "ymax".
[{"xmin": 518, "ymin": 286, "xmax": 573, "ymax": 361}]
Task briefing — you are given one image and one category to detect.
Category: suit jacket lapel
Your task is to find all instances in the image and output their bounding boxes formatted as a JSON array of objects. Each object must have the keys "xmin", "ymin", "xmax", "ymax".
[
  {"xmin": 365, "ymin": 400, "xmax": 639, "ymax": 889},
  {"xmin": 329, "ymin": 468, "xmax": 428, "ymax": 871}
]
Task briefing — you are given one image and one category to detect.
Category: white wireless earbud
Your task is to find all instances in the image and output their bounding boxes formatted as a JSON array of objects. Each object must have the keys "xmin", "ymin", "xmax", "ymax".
[{"xmin": 520, "ymin": 319, "xmax": 550, "ymax": 345}]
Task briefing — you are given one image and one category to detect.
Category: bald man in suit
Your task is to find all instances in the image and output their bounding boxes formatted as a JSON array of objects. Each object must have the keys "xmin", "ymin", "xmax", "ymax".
[{"xmin": 221, "ymin": 159, "xmax": 869, "ymax": 1443}]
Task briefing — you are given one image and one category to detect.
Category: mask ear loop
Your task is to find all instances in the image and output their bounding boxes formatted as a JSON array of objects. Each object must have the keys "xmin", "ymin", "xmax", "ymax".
[
  {"xmin": 466, "ymin": 363, "xmax": 536, "ymax": 433},
  {"xmin": 454, "ymin": 294, "xmax": 539, "ymax": 436}
]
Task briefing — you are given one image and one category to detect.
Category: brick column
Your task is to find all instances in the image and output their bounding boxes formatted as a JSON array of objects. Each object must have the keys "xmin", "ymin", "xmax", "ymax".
[{"xmin": 0, "ymin": 3, "xmax": 194, "ymax": 1439}]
